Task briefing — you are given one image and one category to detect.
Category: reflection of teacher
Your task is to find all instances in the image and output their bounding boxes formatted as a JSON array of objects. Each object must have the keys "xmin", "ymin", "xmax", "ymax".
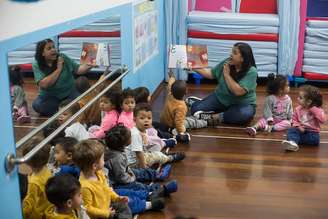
[
  {"xmin": 32, "ymin": 39, "xmax": 92, "ymax": 116},
  {"xmin": 189, "ymin": 42, "xmax": 257, "ymax": 125}
]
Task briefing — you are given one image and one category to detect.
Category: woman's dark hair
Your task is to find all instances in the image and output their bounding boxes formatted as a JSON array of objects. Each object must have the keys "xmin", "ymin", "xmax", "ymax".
[
  {"xmin": 46, "ymin": 174, "xmax": 81, "ymax": 208},
  {"xmin": 9, "ymin": 65, "xmax": 23, "ymax": 86},
  {"xmin": 230, "ymin": 42, "xmax": 256, "ymax": 82},
  {"xmin": 104, "ymin": 124, "xmax": 131, "ymax": 152},
  {"xmin": 267, "ymin": 73, "xmax": 288, "ymax": 95},
  {"xmin": 300, "ymin": 85, "xmax": 323, "ymax": 107},
  {"xmin": 35, "ymin": 38, "xmax": 57, "ymax": 72},
  {"xmin": 134, "ymin": 87, "xmax": 150, "ymax": 104}
]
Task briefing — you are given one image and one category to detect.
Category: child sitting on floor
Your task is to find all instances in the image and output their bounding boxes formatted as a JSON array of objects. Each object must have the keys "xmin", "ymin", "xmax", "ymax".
[
  {"xmin": 52, "ymin": 137, "xmax": 80, "ymax": 178},
  {"xmin": 9, "ymin": 65, "xmax": 31, "ymax": 123},
  {"xmin": 45, "ymin": 174, "xmax": 89, "ymax": 219},
  {"xmin": 118, "ymin": 88, "xmax": 136, "ymax": 129},
  {"xmin": 88, "ymin": 88, "xmax": 121, "ymax": 138},
  {"xmin": 282, "ymin": 85, "xmax": 327, "ymax": 151},
  {"xmin": 134, "ymin": 86, "xmax": 177, "ymax": 150},
  {"xmin": 126, "ymin": 103, "xmax": 185, "ymax": 169},
  {"xmin": 246, "ymin": 73, "xmax": 292, "ymax": 136},
  {"xmin": 72, "ymin": 139, "xmax": 132, "ymax": 219},
  {"xmin": 22, "ymin": 136, "xmax": 53, "ymax": 219},
  {"xmin": 58, "ymin": 100, "xmax": 92, "ymax": 141}
]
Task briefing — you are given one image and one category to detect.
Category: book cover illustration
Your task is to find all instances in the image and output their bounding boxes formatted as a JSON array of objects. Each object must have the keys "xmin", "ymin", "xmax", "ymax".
[
  {"xmin": 168, "ymin": 45, "xmax": 208, "ymax": 69},
  {"xmin": 80, "ymin": 42, "xmax": 111, "ymax": 67}
]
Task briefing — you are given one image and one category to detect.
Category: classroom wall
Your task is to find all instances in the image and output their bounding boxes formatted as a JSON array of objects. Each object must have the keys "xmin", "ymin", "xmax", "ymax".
[{"xmin": 122, "ymin": 0, "xmax": 165, "ymax": 94}]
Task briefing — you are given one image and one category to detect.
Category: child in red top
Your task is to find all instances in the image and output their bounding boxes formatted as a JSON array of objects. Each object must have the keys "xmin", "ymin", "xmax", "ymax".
[{"xmin": 282, "ymin": 85, "xmax": 326, "ymax": 151}]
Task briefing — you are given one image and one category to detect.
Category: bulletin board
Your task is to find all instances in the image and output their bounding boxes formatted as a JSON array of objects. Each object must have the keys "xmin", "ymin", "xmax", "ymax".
[{"xmin": 133, "ymin": 0, "xmax": 159, "ymax": 71}]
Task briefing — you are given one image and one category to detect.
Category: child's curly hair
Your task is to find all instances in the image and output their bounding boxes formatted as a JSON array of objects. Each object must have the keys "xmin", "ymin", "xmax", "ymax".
[
  {"xmin": 104, "ymin": 124, "xmax": 131, "ymax": 152},
  {"xmin": 267, "ymin": 73, "xmax": 288, "ymax": 95},
  {"xmin": 300, "ymin": 85, "xmax": 323, "ymax": 107}
]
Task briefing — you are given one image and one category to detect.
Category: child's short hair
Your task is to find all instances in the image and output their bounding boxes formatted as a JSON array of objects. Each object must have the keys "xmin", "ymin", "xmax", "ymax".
[
  {"xmin": 300, "ymin": 85, "xmax": 323, "ymax": 107},
  {"xmin": 171, "ymin": 80, "xmax": 186, "ymax": 100},
  {"xmin": 103, "ymin": 88, "xmax": 122, "ymax": 110},
  {"xmin": 133, "ymin": 103, "xmax": 152, "ymax": 117},
  {"xmin": 75, "ymin": 76, "xmax": 90, "ymax": 93},
  {"xmin": 73, "ymin": 139, "xmax": 104, "ymax": 172},
  {"xmin": 59, "ymin": 99, "xmax": 80, "ymax": 115},
  {"xmin": 122, "ymin": 88, "xmax": 135, "ymax": 102},
  {"xmin": 134, "ymin": 87, "xmax": 150, "ymax": 104},
  {"xmin": 267, "ymin": 73, "xmax": 288, "ymax": 95},
  {"xmin": 22, "ymin": 136, "xmax": 51, "ymax": 169},
  {"xmin": 43, "ymin": 121, "xmax": 65, "ymax": 145},
  {"xmin": 45, "ymin": 174, "xmax": 81, "ymax": 209},
  {"xmin": 55, "ymin": 137, "xmax": 78, "ymax": 154},
  {"xmin": 9, "ymin": 65, "xmax": 23, "ymax": 86},
  {"xmin": 105, "ymin": 124, "xmax": 131, "ymax": 152}
]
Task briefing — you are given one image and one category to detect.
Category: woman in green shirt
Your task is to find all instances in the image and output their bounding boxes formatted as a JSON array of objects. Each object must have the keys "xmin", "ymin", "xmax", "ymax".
[
  {"xmin": 32, "ymin": 39, "xmax": 92, "ymax": 116},
  {"xmin": 188, "ymin": 42, "xmax": 257, "ymax": 125}
]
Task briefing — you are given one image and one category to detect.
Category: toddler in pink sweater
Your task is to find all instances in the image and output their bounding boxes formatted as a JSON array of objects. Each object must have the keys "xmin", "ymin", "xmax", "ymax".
[
  {"xmin": 89, "ymin": 89, "xmax": 121, "ymax": 138},
  {"xmin": 282, "ymin": 85, "xmax": 326, "ymax": 151}
]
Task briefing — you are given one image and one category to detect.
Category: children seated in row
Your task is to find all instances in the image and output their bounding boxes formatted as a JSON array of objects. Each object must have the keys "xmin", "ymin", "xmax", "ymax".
[
  {"xmin": 52, "ymin": 135, "xmax": 168, "ymax": 215},
  {"xmin": 282, "ymin": 85, "xmax": 326, "ymax": 151},
  {"xmin": 72, "ymin": 139, "xmax": 132, "ymax": 219},
  {"xmin": 246, "ymin": 73, "xmax": 292, "ymax": 136},
  {"xmin": 105, "ymin": 124, "xmax": 177, "ymax": 195},
  {"xmin": 22, "ymin": 136, "xmax": 52, "ymax": 219},
  {"xmin": 9, "ymin": 65, "xmax": 31, "ymax": 123},
  {"xmin": 126, "ymin": 103, "xmax": 185, "ymax": 168}
]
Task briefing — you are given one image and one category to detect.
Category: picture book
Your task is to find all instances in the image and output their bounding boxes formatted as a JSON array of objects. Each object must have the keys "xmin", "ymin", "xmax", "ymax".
[
  {"xmin": 168, "ymin": 44, "xmax": 208, "ymax": 69},
  {"xmin": 80, "ymin": 42, "xmax": 111, "ymax": 67}
]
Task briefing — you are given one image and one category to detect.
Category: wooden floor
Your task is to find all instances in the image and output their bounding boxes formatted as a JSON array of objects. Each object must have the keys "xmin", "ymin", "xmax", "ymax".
[{"xmin": 14, "ymin": 80, "xmax": 328, "ymax": 219}]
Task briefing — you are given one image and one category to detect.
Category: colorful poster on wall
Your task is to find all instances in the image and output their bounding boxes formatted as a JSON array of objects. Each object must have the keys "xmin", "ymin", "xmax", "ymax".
[{"xmin": 133, "ymin": 0, "xmax": 158, "ymax": 71}]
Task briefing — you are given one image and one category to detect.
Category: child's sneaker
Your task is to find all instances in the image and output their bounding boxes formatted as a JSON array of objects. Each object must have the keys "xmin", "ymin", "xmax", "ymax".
[
  {"xmin": 17, "ymin": 115, "xmax": 31, "ymax": 124},
  {"xmin": 264, "ymin": 125, "xmax": 273, "ymax": 133},
  {"xmin": 169, "ymin": 152, "xmax": 186, "ymax": 162},
  {"xmin": 151, "ymin": 198, "xmax": 165, "ymax": 210},
  {"xmin": 156, "ymin": 164, "xmax": 172, "ymax": 181},
  {"xmin": 176, "ymin": 133, "xmax": 191, "ymax": 143},
  {"xmin": 163, "ymin": 180, "xmax": 178, "ymax": 196},
  {"xmin": 193, "ymin": 111, "xmax": 215, "ymax": 120},
  {"xmin": 163, "ymin": 138, "xmax": 177, "ymax": 148},
  {"xmin": 282, "ymin": 140, "xmax": 299, "ymax": 151},
  {"xmin": 185, "ymin": 96, "xmax": 202, "ymax": 107},
  {"xmin": 245, "ymin": 127, "xmax": 257, "ymax": 136}
]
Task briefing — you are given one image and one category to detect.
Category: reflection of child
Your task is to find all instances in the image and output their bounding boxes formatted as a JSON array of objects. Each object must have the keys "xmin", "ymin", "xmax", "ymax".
[
  {"xmin": 9, "ymin": 65, "xmax": 31, "ymax": 123},
  {"xmin": 283, "ymin": 85, "xmax": 327, "ymax": 152}
]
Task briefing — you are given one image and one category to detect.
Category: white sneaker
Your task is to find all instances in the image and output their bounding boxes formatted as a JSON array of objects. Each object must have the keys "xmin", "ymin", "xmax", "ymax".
[
  {"xmin": 193, "ymin": 111, "xmax": 215, "ymax": 120},
  {"xmin": 282, "ymin": 140, "xmax": 299, "ymax": 151}
]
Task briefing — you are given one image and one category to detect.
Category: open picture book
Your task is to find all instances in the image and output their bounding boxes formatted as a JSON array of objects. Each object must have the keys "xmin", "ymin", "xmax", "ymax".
[
  {"xmin": 168, "ymin": 44, "xmax": 208, "ymax": 69},
  {"xmin": 80, "ymin": 42, "xmax": 111, "ymax": 67}
]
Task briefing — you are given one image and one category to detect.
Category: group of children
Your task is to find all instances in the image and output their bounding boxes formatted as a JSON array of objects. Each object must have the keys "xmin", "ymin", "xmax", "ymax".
[
  {"xmin": 12, "ymin": 63, "xmax": 327, "ymax": 218},
  {"xmin": 20, "ymin": 72, "xmax": 191, "ymax": 219},
  {"xmin": 244, "ymin": 73, "xmax": 326, "ymax": 151}
]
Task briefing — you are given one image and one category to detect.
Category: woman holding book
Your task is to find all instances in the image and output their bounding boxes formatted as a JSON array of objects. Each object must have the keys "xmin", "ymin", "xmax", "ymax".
[
  {"xmin": 32, "ymin": 39, "xmax": 93, "ymax": 116},
  {"xmin": 187, "ymin": 42, "xmax": 257, "ymax": 125}
]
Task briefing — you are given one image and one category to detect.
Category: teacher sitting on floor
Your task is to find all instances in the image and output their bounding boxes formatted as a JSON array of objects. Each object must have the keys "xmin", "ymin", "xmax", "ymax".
[
  {"xmin": 188, "ymin": 42, "xmax": 257, "ymax": 125},
  {"xmin": 32, "ymin": 39, "xmax": 93, "ymax": 116}
]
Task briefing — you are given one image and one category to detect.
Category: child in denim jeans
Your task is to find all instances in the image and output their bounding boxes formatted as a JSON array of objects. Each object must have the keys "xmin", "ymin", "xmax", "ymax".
[{"xmin": 282, "ymin": 85, "xmax": 326, "ymax": 151}]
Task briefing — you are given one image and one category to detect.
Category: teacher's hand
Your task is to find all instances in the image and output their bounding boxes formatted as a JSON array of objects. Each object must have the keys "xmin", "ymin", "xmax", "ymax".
[
  {"xmin": 57, "ymin": 56, "xmax": 64, "ymax": 71},
  {"xmin": 223, "ymin": 62, "xmax": 230, "ymax": 77}
]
